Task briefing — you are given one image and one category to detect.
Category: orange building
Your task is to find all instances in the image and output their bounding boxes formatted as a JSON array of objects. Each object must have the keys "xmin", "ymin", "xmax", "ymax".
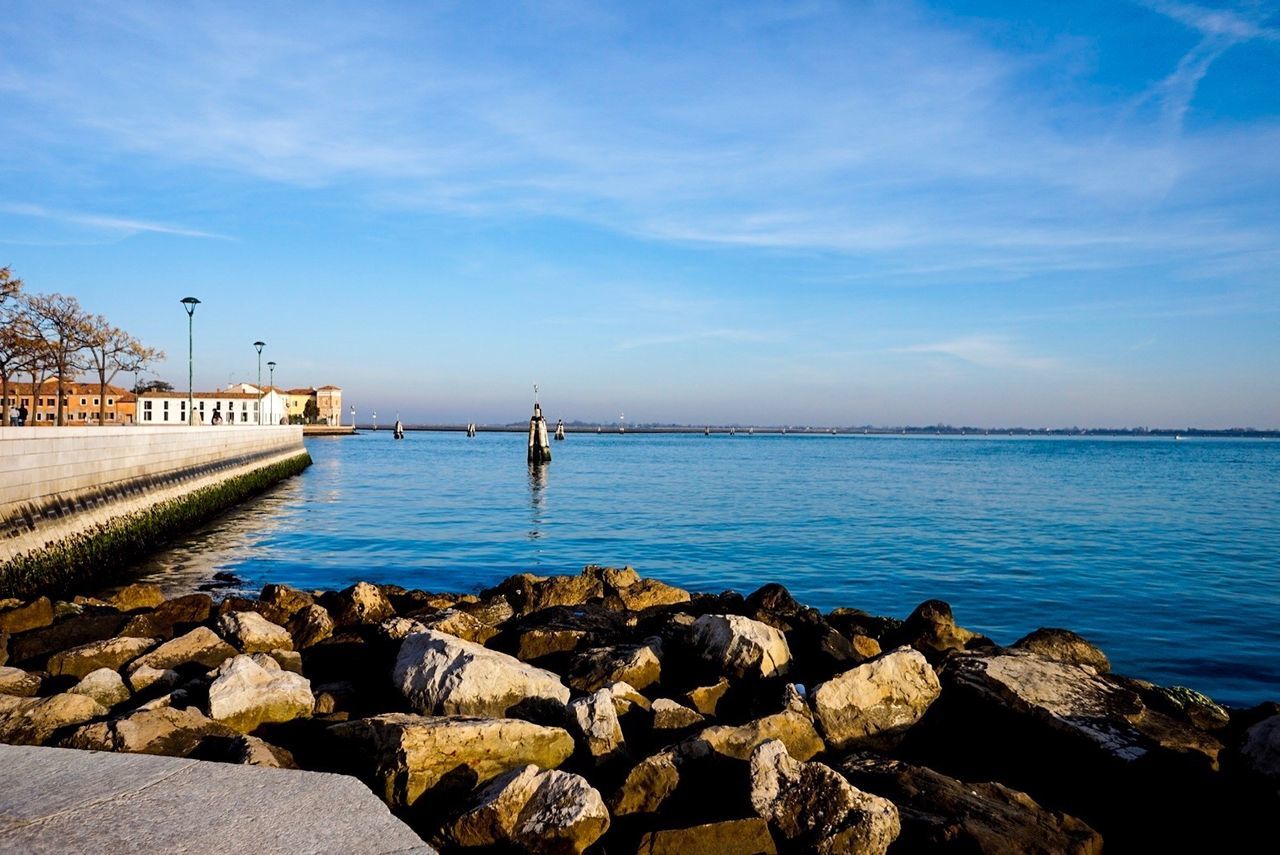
[{"xmin": 2, "ymin": 379, "xmax": 136, "ymax": 425}]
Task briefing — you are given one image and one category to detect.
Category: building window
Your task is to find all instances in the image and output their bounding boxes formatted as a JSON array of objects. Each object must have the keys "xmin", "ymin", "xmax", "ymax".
[
  {"xmin": 107, "ymin": 398, "xmax": 113, "ymax": 405},
  {"xmin": 144, "ymin": 411, "xmax": 152, "ymax": 422},
  {"xmin": 109, "ymin": 413, "xmax": 116, "ymax": 421},
  {"xmin": 93, "ymin": 398, "xmax": 99, "ymax": 405},
  {"xmin": 80, "ymin": 397, "xmax": 87, "ymax": 406},
  {"xmin": 143, "ymin": 400, "xmax": 152, "ymax": 410},
  {"xmin": 163, "ymin": 400, "xmax": 169, "ymax": 411}
]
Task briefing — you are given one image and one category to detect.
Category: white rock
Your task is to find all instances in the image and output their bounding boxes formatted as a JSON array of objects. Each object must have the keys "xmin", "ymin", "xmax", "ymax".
[
  {"xmin": 750, "ymin": 739, "xmax": 899, "ymax": 854},
  {"xmin": 450, "ymin": 764, "xmax": 610, "ymax": 854},
  {"xmin": 811, "ymin": 647, "xmax": 941, "ymax": 749},
  {"xmin": 207, "ymin": 654, "xmax": 314, "ymax": 733},
  {"xmin": 69, "ymin": 668, "xmax": 130, "ymax": 708},
  {"xmin": 568, "ymin": 688, "xmax": 624, "ymax": 760},
  {"xmin": 692, "ymin": 614, "xmax": 791, "ymax": 679},
  {"xmin": 219, "ymin": 611, "xmax": 294, "ymax": 653},
  {"xmin": 394, "ymin": 630, "xmax": 570, "ymax": 717}
]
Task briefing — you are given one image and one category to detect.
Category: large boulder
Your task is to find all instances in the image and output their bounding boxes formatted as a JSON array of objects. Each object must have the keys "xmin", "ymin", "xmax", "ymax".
[
  {"xmin": 448, "ymin": 764, "xmax": 610, "ymax": 853},
  {"xmin": 69, "ymin": 668, "xmax": 131, "ymax": 708},
  {"xmin": 0, "ymin": 693, "xmax": 107, "ymax": 745},
  {"xmin": 840, "ymin": 755, "xmax": 1103, "ymax": 854},
  {"xmin": 5, "ymin": 612, "xmax": 127, "ymax": 664},
  {"xmin": 395, "ymin": 630, "xmax": 570, "ymax": 717},
  {"xmin": 1239, "ymin": 714, "xmax": 1280, "ymax": 786},
  {"xmin": 0, "ymin": 666, "xmax": 41, "ymax": 697},
  {"xmin": 330, "ymin": 713, "xmax": 575, "ymax": 807},
  {"xmin": 568, "ymin": 687, "xmax": 625, "ymax": 762},
  {"xmin": 126, "ymin": 626, "xmax": 236, "ymax": 677},
  {"xmin": 605, "ymin": 577, "xmax": 691, "ymax": 612},
  {"xmin": 287, "ymin": 604, "xmax": 335, "ymax": 649},
  {"xmin": 635, "ymin": 818, "xmax": 778, "ymax": 855},
  {"xmin": 488, "ymin": 572, "xmax": 605, "ymax": 615},
  {"xmin": 691, "ymin": 615, "xmax": 791, "ymax": 680},
  {"xmin": 1013, "ymin": 628, "xmax": 1110, "ymax": 673},
  {"xmin": 890, "ymin": 600, "xmax": 985, "ymax": 661},
  {"xmin": 65, "ymin": 705, "xmax": 237, "ymax": 756},
  {"xmin": 119, "ymin": 594, "xmax": 212, "ymax": 640},
  {"xmin": 103, "ymin": 583, "xmax": 166, "ymax": 612},
  {"xmin": 0, "ymin": 597, "xmax": 54, "ymax": 634},
  {"xmin": 611, "ymin": 750, "xmax": 682, "ymax": 816},
  {"xmin": 46, "ymin": 635, "xmax": 158, "ymax": 679},
  {"xmin": 567, "ymin": 643, "xmax": 662, "ymax": 693},
  {"xmin": 749, "ymin": 739, "xmax": 899, "ymax": 854},
  {"xmin": 810, "ymin": 647, "xmax": 941, "ymax": 749},
  {"xmin": 412, "ymin": 609, "xmax": 497, "ymax": 645},
  {"xmin": 207, "ymin": 654, "xmax": 314, "ymax": 733},
  {"xmin": 219, "ymin": 611, "xmax": 294, "ymax": 653},
  {"xmin": 568, "ymin": 643, "xmax": 662, "ymax": 693},
  {"xmin": 256, "ymin": 584, "xmax": 315, "ymax": 625},
  {"xmin": 695, "ymin": 708, "xmax": 824, "ymax": 762},
  {"xmin": 328, "ymin": 581, "xmax": 396, "ymax": 626}
]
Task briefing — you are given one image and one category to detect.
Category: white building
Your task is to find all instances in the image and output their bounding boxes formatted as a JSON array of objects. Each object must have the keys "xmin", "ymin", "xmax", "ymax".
[{"xmin": 137, "ymin": 385, "xmax": 289, "ymax": 426}]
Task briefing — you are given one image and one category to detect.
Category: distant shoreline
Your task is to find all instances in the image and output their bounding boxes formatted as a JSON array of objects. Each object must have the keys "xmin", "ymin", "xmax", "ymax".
[{"xmin": 355, "ymin": 424, "xmax": 1280, "ymax": 439}]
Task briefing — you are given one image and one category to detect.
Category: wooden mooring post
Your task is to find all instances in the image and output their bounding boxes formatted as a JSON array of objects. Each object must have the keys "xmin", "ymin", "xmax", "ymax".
[
  {"xmin": 528, "ymin": 386, "xmax": 551, "ymax": 465},
  {"xmin": 554, "ymin": 419, "xmax": 566, "ymax": 441}
]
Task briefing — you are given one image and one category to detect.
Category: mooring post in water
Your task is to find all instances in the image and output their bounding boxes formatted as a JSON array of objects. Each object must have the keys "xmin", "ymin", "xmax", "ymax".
[
  {"xmin": 528, "ymin": 386, "xmax": 551, "ymax": 465},
  {"xmin": 555, "ymin": 418, "xmax": 565, "ymax": 441}
]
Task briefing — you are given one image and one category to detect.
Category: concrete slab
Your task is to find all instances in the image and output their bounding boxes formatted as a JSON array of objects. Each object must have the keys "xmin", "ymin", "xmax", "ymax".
[{"xmin": 0, "ymin": 744, "xmax": 436, "ymax": 854}]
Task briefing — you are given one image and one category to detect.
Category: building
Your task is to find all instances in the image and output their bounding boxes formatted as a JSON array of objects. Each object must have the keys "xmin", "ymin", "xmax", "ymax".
[
  {"xmin": 284, "ymin": 385, "xmax": 343, "ymax": 425},
  {"xmin": 2, "ymin": 380, "xmax": 136, "ymax": 425}
]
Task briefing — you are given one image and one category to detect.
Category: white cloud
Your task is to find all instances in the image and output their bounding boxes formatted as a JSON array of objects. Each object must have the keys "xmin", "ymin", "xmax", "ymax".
[
  {"xmin": 897, "ymin": 335, "xmax": 1059, "ymax": 371},
  {"xmin": 0, "ymin": 203, "xmax": 228, "ymax": 240}
]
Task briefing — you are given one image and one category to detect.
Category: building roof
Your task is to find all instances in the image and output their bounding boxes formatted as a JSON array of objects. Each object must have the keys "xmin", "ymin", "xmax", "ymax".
[
  {"xmin": 7, "ymin": 380, "xmax": 131, "ymax": 397},
  {"xmin": 286, "ymin": 387, "xmax": 316, "ymax": 396},
  {"xmin": 139, "ymin": 391, "xmax": 262, "ymax": 400},
  {"xmin": 317, "ymin": 385, "xmax": 342, "ymax": 391}
]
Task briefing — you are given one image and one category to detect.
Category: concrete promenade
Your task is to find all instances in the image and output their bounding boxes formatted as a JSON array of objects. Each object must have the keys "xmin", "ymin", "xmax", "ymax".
[
  {"xmin": 0, "ymin": 425, "xmax": 307, "ymax": 567},
  {"xmin": 0, "ymin": 744, "xmax": 435, "ymax": 854}
]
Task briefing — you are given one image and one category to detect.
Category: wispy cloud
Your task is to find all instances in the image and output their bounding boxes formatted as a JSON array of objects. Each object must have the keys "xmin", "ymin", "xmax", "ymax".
[
  {"xmin": 897, "ymin": 336, "xmax": 1059, "ymax": 371},
  {"xmin": 0, "ymin": 203, "xmax": 228, "ymax": 240}
]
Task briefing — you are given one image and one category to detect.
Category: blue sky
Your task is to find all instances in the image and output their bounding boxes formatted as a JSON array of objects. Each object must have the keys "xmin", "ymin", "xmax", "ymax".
[{"xmin": 2, "ymin": 0, "xmax": 1277, "ymax": 427}]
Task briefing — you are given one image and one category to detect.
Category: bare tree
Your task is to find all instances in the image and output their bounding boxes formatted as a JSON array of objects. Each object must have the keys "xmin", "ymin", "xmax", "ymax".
[
  {"xmin": 26, "ymin": 292, "xmax": 92, "ymax": 426},
  {"xmin": 84, "ymin": 316, "xmax": 163, "ymax": 424},
  {"xmin": 0, "ymin": 267, "xmax": 21, "ymax": 308},
  {"xmin": 1, "ymin": 304, "xmax": 37, "ymax": 428}
]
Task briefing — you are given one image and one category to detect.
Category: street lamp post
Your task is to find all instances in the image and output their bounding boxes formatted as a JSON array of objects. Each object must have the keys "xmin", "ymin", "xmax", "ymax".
[
  {"xmin": 253, "ymin": 341, "xmax": 265, "ymax": 425},
  {"xmin": 267, "ymin": 361, "xmax": 277, "ymax": 425},
  {"xmin": 180, "ymin": 297, "xmax": 201, "ymax": 424}
]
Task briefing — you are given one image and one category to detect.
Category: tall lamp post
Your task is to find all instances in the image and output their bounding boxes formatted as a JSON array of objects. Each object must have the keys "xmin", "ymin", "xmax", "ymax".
[
  {"xmin": 349, "ymin": 404, "xmax": 355, "ymax": 429},
  {"xmin": 267, "ymin": 361, "xmax": 277, "ymax": 425},
  {"xmin": 253, "ymin": 341, "xmax": 265, "ymax": 425},
  {"xmin": 180, "ymin": 297, "xmax": 201, "ymax": 425}
]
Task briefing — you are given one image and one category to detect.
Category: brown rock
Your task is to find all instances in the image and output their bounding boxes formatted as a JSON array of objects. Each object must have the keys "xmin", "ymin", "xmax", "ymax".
[
  {"xmin": 893, "ymin": 600, "xmax": 983, "ymax": 661},
  {"xmin": 851, "ymin": 635, "xmax": 882, "ymax": 659},
  {"xmin": 489, "ymin": 571, "xmax": 605, "ymax": 615},
  {"xmin": 256, "ymin": 584, "xmax": 314, "ymax": 625},
  {"xmin": 46, "ymin": 635, "xmax": 159, "ymax": 679},
  {"xmin": 696, "ymin": 709, "xmax": 824, "ymax": 762},
  {"xmin": 126, "ymin": 626, "xmax": 236, "ymax": 676},
  {"xmin": 329, "ymin": 581, "xmax": 395, "ymax": 626},
  {"xmin": 0, "ymin": 597, "xmax": 54, "ymax": 634},
  {"xmin": 449, "ymin": 764, "xmax": 610, "ymax": 854},
  {"xmin": 840, "ymin": 755, "xmax": 1103, "ymax": 854},
  {"xmin": 119, "ymin": 594, "xmax": 212, "ymax": 640},
  {"xmin": 330, "ymin": 713, "xmax": 575, "ymax": 807},
  {"xmin": 517, "ymin": 628, "xmax": 589, "ymax": 661},
  {"xmin": 607, "ymin": 577, "xmax": 692, "ymax": 611},
  {"xmin": 6, "ymin": 612, "xmax": 127, "ymax": 664},
  {"xmin": 568, "ymin": 643, "xmax": 662, "ymax": 692},
  {"xmin": 454, "ymin": 597, "xmax": 515, "ymax": 627},
  {"xmin": 636, "ymin": 818, "xmax": 778, "ymax": 855},
  {"xmin": 286, "ymin": 604, "xmax": 335, "ymax": 648},
  {"xmin": 65, "ymin": 705, "xmax": 236, "ymax": 756},
  {"xmin": 1013, "ymin": 628, "xmax": 1110, "ymax": 673},
  {"xmin": 685, "ymin": 678, "xmax": 731, "ymax": 716},
  {"xmin": 413, "ymin": 608, "xmax": 496, "ymax": 644},
  {"xmin": 653, "ymin": 698, "xmax": 706, "ymax": 730},
  {"xmin": 569, "ymin": 688, "xmax": 626, "ymax": 761},
  {"xmin": 103, "ymin": 583, "xmax": 166, "ymax": 613},
  {"xmin": 0, "ymin": 693, "xmax": 107, "ymax": 745},
  {"xmin": 0, "ymin": 665, "xmax": 41, "ymax": 697},
  {"xmin": 219, "ymin": 611, "xmax": 294, "ymax": 653},
  {"xmin": 611, "ymin": 750, "xmax": 682, "ymax": 816}
]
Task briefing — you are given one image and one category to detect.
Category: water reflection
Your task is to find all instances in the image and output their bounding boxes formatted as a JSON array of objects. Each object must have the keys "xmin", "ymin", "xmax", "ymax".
[{"xmin": 528, "ymin": 463, "xmax": 548, "ymax": 542}]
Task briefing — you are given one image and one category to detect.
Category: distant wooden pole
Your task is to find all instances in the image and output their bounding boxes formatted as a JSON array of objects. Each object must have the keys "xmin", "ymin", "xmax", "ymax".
[
  {"xmin": 528, "ymin": 403, "xmax": 551, "ymax": 464},
  {"xmin": 554, "ymin": 418, "xmax": 565, "ymax": 441}
]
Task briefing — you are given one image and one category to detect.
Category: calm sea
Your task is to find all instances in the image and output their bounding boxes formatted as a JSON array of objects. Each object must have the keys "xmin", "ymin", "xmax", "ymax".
[{"xmin": 132, "ymin": 431, "xmax": 1280, "ymax": 707}]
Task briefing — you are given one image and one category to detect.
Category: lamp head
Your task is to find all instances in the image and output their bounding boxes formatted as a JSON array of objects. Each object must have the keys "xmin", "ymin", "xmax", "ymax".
[
  {"xmin": 180, "ymin": 296, "xmax": 201, "ymax": 316},
  {"xmin": 254, "ymin": 341, "xmax": 265, "ymax": 354}
]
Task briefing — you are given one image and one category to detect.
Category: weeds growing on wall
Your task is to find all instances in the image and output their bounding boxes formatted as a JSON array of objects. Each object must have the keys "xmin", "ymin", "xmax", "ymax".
[{"xmin": 0, "ymin": 453, "xmax": 311, "ymax": 598}]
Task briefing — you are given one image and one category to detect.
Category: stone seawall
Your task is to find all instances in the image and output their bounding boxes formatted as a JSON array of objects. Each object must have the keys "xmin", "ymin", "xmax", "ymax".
[{"xmin": 0, "ymin": 426, "xmax": 309, "ymax": 596}]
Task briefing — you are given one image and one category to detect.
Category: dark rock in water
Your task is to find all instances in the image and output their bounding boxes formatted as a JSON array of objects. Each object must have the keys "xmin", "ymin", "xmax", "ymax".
[
  {"xmin": 839, "ymin": 755, "xmax": 1103, "ymax": 854},
  {"xmin": 8, "ymin": 612, "xmax": 128, "ymax": 666},
  {"xmin": 198, "ymin": 571, "xmax": 242, "ymax": 592},
  {"xmin": 826, "ymin": 607, "xmax": 902, "ymax": 643},
  {"xmin": 635, "ymin": 817, "xmax": 778, "ymax": 855},
  {"xmin": 257, "ymin": 584, "xmax": 314, "ymax": 626},
  {"xmin": 889, "ymin": 600, "xmax": 990, "ymax": 662},
  {"xmin": 745, "ymin": 584, "xmax": 805, "ymax": 621},
  {"xmin": 1013, "ymin": 627, "xmax": 1110, "ymax": 673}
]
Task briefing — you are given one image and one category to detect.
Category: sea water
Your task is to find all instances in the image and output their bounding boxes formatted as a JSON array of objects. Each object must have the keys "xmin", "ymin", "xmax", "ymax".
[{"xmin": 133, "ymin": 431, "xmax": 1280, "ymax": 707}]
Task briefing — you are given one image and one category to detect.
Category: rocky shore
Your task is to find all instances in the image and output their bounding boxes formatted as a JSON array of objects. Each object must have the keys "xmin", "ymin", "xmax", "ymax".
[{"xmin": 0, "ymin": 566, "xmax": 1276, "ymax": 853}]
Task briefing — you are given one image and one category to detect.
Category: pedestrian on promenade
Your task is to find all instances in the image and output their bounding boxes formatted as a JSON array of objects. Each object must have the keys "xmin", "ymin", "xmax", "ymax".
[{"xmin": 17, "ymin": 404, "xmax": 27, "ymax": 427}]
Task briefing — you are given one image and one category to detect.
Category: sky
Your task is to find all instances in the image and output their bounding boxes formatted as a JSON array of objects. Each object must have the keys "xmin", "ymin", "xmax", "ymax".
[{"xmin": 1, "ymin": 1, "xmax": 1278, "ymax": 428}]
